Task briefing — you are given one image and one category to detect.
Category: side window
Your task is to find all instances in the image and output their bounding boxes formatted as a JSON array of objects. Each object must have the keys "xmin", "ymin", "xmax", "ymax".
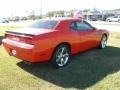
[
  {"xmin": 113, "ymin": 16, "xmax": 117, "ymax": 18},
  {"xmin": 70, "ymin": 22, "xmax": 77, "ymax": 30},
  {"xmin": 76, "ymin": 21, "xmax": 93, "ymax": 31}
]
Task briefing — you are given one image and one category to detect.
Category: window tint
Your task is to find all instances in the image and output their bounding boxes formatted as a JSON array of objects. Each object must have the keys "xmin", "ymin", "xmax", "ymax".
[
  {"xmin": 29, "ymin": 20, "xmax": 57, "ymax": 29},
  {"xmin": 76, "ymin": 21, "xmax": 93, "ymax": 31},
  {"xmin": 70, "ymin": 22, "xmax": 77, "ymax": 30},
  {"xmin": 76, "ymin": 21, "xmax": 93, "ymax": 30},
  {"xmin": 113, "ymin": 16, "xmax": 117, "ymax": 18},
  {"xmin": 70, "ymin": 21, "xmax": 94, "ymax": 31}
]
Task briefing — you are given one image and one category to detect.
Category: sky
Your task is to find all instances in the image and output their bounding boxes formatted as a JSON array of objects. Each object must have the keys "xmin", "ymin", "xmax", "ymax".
[{"xmin": 0, "ymin": 0, "xmax": 120, "ymax": 17}]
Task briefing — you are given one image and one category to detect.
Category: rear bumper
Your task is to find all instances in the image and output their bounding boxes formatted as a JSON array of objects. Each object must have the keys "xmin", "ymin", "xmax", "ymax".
[
  {"xmin": 2, "ymin": 39, "xmax": 35, "ymax": 62},
  {"xmin": 2, "ymin": 39, "xmax": 53, "ymax": 62}
]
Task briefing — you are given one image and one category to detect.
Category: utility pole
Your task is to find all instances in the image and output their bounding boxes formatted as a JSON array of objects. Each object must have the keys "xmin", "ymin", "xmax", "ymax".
[{"xmin": 40, "ymin": 0, "xmax": 42, "ymax": 18}]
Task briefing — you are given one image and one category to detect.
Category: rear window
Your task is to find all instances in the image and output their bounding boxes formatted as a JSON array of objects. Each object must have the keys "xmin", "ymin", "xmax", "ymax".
[{"xmin": 28, "ymin": 20, "xmax": 57, "ymax": 29}]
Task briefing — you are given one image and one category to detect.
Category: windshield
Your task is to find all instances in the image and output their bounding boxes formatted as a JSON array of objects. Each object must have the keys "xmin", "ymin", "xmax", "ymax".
[{"xmin": 28, "ymin": 20, "xmax": 57, "ymax": 29}]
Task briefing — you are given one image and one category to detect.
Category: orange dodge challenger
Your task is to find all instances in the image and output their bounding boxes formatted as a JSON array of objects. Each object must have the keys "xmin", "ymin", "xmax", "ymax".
[{"xmin": 2, "ymin": 18, "xmax": 109, "ymax": 68}]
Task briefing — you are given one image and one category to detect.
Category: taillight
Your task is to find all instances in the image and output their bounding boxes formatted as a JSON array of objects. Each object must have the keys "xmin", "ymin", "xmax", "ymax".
[
  {"xmin": 5, "ymin": 33, "xmax": 34, "ymax": 45},
  {"xmin": 5, "ymin": 34, "xmax": 14, "ymax": 39},
  {"xmin": 20, "ymin": 38, "xmax": 34, "ymax": 45}
]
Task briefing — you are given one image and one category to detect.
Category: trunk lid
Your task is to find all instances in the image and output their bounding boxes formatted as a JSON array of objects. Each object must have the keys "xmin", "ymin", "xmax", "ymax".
[{"xmin": 5, "ymin": 28, "xmax": 55, "ymax": 45}]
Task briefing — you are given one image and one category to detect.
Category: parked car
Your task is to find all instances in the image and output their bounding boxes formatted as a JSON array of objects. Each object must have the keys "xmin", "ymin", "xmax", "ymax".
[
  {"xmin": 90, "ymin": 17, "xmax": 97, "ymax": 21},
  {"xmin": 2, "ymin": 18, "xmax": 109, "ymax": 68},
  {"xmin": 0, "ymin": 18, "xmax": 9, "ymax": 23},
  {"xmin": 106, "ymin": 16, "xmax": 120, "ymax": 22}
]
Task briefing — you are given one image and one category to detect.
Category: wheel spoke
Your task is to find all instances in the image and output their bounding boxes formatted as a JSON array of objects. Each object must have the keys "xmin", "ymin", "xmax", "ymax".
[
  {"xmin": 56, "ymin": 57, "xmax": 61, "ymax": 63},
  {"xmin": 61, "ymin": 47, "xmax": 65, "ymax": 55},
  {"xmin": 57, "ymin": 54, "xmax": 61, "ymax": 58},
  {"xmin": 63, "ymin": 53, "xmax": 69, "ymax": 57},
  {"xmin": 61, "ymin": 58, "xmax": 65, "ymax": 65}
]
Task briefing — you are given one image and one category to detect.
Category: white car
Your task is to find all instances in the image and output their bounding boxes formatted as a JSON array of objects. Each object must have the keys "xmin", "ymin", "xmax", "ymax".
[
  {"xmin": 106, "ymin": 16, "xmax": 120, "ymax": 22},
  {"xmin": 0, "ymin": 19, "xmax": 9, "ymax": 23}
]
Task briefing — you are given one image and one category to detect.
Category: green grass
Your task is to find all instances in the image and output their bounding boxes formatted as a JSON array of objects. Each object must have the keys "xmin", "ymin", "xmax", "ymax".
[
  {"xmin": 0, "ymin": 25, "xmax": 120, "ymax": 90},
  {"xmin": 0, "ymin": 25, "xmax": 21, "ymax": 36}
]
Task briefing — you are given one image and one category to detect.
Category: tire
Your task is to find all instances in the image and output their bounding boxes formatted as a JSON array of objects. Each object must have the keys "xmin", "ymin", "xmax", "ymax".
[
  {"xmin": 99, "ymin": 35, "xmax": 107, "ymax": 49},
  {"xmin": 51, "ymin": 44, "xmax": 70, "ymax": 68}
]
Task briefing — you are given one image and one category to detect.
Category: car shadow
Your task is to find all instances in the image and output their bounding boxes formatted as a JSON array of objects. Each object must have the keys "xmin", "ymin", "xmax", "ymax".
[
  {"xmin": 17, "ymin": 46, "xmax": 120, "ymax": 89},
  {"xmin": 0, "ymin": 36, "xmax": 3, "ymax": 45}
]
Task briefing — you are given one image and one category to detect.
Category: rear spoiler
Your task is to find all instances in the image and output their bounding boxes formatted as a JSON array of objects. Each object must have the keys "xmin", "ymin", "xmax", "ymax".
[{"xmin": 6, "ymin": 31, "xmax": 35, "ymax": 37}]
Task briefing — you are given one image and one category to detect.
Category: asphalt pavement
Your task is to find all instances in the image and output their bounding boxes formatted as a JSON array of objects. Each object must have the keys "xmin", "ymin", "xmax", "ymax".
[{"xmin": 89, "ymin": 21, "xmax": 120, "ymax": 32}]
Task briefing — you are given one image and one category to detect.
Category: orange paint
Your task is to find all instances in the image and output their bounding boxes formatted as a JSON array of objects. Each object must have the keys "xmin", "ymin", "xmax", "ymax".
[{"xmin": 2, "ymin": 18, "xmax": 109, "ymax": 62}]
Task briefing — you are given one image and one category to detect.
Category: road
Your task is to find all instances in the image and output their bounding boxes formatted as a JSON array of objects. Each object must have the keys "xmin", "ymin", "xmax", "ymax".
[{"xmin": 89, "ymin": 21, "xmax": 120, "ymax": 32}]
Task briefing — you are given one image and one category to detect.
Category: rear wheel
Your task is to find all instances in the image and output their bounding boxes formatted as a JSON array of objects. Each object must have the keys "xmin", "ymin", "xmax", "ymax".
[
  {"xmin": 52, "ymin": 45, "xmax": 70, "ymax": 68},
  {"xmin": 99, "ymin": 35, "xmax": 107, "ymax": 49}
]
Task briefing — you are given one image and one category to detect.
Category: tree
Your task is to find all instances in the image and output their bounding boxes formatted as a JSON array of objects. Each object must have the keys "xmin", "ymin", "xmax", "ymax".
[
  {"xmin": 46, "ymin": 10, "xmax": 65, "ymax": 17},
  {"xmin": 46, "ymin": 11, "xmax": 54, "ymax": 17},
  {"xmin": 83, "ymin": 9, "xmax": 90, "ymax": 13},
  {"xmin": 56, "ymin": 10, "xmax": 64, "ymax": 16},
  {"xmin": 28, "ymin": 10, "xmax": 36, "ymax": 20}
]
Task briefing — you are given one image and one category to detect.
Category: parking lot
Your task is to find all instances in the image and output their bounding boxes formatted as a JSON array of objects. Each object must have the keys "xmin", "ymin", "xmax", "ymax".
[{"xmin": 90, "ymin": 21, "xmax": 120, "ymax": 32}]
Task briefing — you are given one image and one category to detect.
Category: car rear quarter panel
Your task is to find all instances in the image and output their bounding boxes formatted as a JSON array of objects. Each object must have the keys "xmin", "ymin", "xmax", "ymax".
[{"xmin": 33, "ymin": 30, "xmax": 72, "ymax": 61}]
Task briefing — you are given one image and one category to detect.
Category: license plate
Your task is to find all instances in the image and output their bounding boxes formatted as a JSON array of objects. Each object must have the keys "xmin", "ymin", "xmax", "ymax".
[{"xmin": 11, "ymin": 49, "xmax": 17, "ymax": 55}]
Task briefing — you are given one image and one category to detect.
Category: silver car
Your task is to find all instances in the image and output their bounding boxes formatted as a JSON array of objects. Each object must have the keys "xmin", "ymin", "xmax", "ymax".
[{"xmin": 106, "ymin": 16, "xmax": 120, "ymax": 22}]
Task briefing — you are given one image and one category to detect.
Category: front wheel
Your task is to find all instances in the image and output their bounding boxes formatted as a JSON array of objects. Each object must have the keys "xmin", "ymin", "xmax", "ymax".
[
  {"xmin": 99, "ymin": 35, "xmax": 107, "ymax": 49},
  {"xmin": 52, "ymin": 45, "xmax": 70, "ymax": 68}
]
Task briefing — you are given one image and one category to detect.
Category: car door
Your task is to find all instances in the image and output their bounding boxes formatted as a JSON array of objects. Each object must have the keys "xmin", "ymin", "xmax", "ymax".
[
  {"xmin": 112, "ymin": 16, "xmax": 118, "ymax": 21},
  {"xmin": 83, "ymin": 21, "xmax": 101, "ymax": 47},
  {"xmin": 70, "ymin": 21, "xmax": 98, "ymax": 52}
]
